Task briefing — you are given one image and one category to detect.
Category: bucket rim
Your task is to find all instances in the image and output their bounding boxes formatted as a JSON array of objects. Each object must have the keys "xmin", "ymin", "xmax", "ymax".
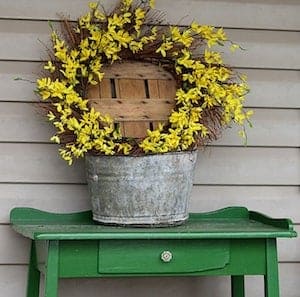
[{"xmin": 85, "ymin": 149, "xmax": 197, "ymax": 159}]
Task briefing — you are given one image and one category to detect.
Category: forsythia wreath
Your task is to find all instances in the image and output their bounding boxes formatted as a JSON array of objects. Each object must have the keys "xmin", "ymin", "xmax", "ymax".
[{"xmin": 36, "ymin": 0, "xmax": 252, "ymax": 164}]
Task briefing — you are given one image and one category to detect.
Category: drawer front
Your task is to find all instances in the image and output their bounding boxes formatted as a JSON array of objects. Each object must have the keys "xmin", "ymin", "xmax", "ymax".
[{"xmin": 98, "ymin": 239, "xmax": 230, "ymax": 274}]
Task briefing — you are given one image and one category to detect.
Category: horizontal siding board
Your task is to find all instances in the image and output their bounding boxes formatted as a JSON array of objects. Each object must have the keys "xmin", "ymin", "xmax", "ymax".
[
  {"xmin": 244, "ymin": 69, "xmax": 300, "ymax": 108},
  {"xmin": 0, "ymin": 19, "xmax": 51, "ymax": 62},
  {"xmin": 0, "ymin": 184, "xmax": 90, "ymax": 223},
  {"xmin": 1, "ymin": 103, "xmax": 299, "ymax": 146},
  {"xmin": 190, "ymin": 185, "xmax": 300, "ymax": 223},
  {"xmin": 0, "ymin": 61, "xmax": 39, "ymax": 102},
  {"xmin": 0, "ymin": 264, "xmax": 299, "ymax": 297},
  {"xmin": 0, "ymin": 143, "xmax": 86, "ymax": 184},
  {"xmin": 0, "ymin": 144, "xmax": 298, "ymax": 185},
  {"xmin": 1, "ymin": 64, "xmax": 300, "ymax": 109},
  {"xmin": 195, "ymin": 147, "xmax": 299, "ymax": 185},
  {"xmin": 0, "ymin": 102, "xmax": 54, "ymax": 142},
  {"xmin": 217, "ymin": 29, "xmax": 300, "ymax": 69},
  {"xmin": 0, "ymin": 226, "xmax": 30, "ymax": 264},
  {"xmin": 0, "ymin": 184, "xmax": 299, "ymax": 223},
  {"xmin": 156, "ymin": 1, "xmax": 300, "ymax": 31},
  {"xmin": 2, "ymin": 225, "xmax": 298, "ymax": 264},
  {"xmin": 0, "ymin": 0, "xmax": 300, "ymax": 30},
  {"xmin": 208, "ymin": 108, "xmax": 300, "ymax": 147},
  {"xmin": 0, "ymin": 266, "xmax": 27, "ymax": 297},
  {"xmin": 1, "ymin": 20, "xmax": 300, "ymax": 69}
]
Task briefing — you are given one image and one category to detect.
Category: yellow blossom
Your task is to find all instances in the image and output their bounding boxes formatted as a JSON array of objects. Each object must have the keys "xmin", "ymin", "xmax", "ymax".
[
  {"xmin": 122, "ymin": 0, "xmax": 133, "ymax": 10},
  {"xmin": 230, "ymin": 44, "xmax": 240, "ymax": 52},
  {"xmin": 94, "ymin": 9, "xmax": 106, "ymax": 20},
  {"xmin": 156, "ymin": 39, "xmax": 173, "ymax": 57},
  {"xmin": 170, "ymin": 27, "xmax": 193, "ymax": 47},
  {"xmin": 50, "ymin": 135, "xmax": 60, "ymax": 144},
  {"xmin": 117, "ymin": 143, "xmax": 132, "ymax": 155},
  {"xmin": 177, "ymin": 49, "xmax": 194, "ymax": 68},
  {"xmin": 79, "ymin": 13, "xmax": 91, "ymax": 28},
  {"xmin": 47, "ymin": 112, "xmax": 56, "ymax": 121},
  {"xmin": 44, "ymin": 61, "xmax": 55, "ymax": 73},
  {"xmin": 88, "ymin": 2, "xmax": 98, "ymax": 10},
  {"xmin": 149, "ymin": 0, "xmax": 155, "ymax": 8},
  {"xmin": 134, "ymin": 8, "xmax": 146, "ymax": 35},
  {"xmin": 204, "ymin": 50, "xmax": 223, "ymax": 64}
]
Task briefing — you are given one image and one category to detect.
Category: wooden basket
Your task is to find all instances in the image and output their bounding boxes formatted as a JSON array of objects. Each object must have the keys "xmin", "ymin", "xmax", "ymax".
[{"xmin": 88, "ymin": 61, "xmax": 177, "ymax": 138}]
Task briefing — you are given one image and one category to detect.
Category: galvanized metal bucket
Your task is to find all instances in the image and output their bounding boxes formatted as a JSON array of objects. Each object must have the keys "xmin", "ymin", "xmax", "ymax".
[{"xmin": 85, "ymin": 151, "xmax": 197, "ymax": 226}]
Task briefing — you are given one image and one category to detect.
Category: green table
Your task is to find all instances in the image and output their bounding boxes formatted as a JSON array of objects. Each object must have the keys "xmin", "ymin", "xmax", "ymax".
[{"xmin": 10, "ymin": 207, "xmax": 297, "ymax": 297}]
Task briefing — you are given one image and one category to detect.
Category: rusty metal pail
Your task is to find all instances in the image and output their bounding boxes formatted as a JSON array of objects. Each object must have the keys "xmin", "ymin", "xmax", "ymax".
[{"xmin": 85, "ymin": 151, "xmax": 197, "ymax": 226}]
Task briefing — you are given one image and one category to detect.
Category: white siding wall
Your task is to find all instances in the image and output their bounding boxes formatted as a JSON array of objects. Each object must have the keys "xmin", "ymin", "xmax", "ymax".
[{"xmin": 0, "ymin": 0, "xmax": 299, "ymax": 296}]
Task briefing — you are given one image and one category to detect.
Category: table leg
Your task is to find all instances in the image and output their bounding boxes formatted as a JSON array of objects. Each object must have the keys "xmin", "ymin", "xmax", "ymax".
[
  {"xmin": 27, "ymin": 241, "xmax": 40, "ymax": 297},
  {"xmin": 264, "ymin": 239, "xmax": 280, "ymax": 297},
  {"xmin": 231, "ymin": 275, "xmax": 245, "ymax": 297},
  {"xmin": 45, "ymin": 240, "xmax": 59, "ymax": 297}
]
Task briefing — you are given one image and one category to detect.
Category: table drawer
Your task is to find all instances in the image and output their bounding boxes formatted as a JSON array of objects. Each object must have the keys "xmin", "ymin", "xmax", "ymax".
[{"xmin": 98, "ymin": 239, "xmax": 230, "ymax": 274}]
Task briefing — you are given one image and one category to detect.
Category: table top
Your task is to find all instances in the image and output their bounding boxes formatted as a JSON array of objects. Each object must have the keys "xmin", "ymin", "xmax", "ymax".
[{"xmin": 10, "ymin": 207, "xmax": 297, "ymax": 240}]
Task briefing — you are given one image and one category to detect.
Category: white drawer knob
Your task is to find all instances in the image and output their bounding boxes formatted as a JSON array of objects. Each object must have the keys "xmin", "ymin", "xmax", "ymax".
[{"xmin": 161, "ymin": 251, "xmax": 173, "ymax": 262}]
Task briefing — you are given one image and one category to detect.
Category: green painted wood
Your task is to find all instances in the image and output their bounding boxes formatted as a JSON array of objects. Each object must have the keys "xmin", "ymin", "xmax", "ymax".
[
  {"xmin": 10, "ymin": 207, "xmax": 93, "ymax": 224},
  {"xmin": 44, "ymin": 241, "xmax": 59, "ymax": 297},
  {"xmin": 35, "ymin": 240, "xmax": 47, "ymax": 275},
  {"xmin": 264, "ymin": 239, "xmax": 280, "ymax": 297},
  {"xmin": 54, "ymin": 239, "xmax": 267, "ymax": 277},
  {"xmin": 231, "ymin": 275, "xmax": 245, "ymax": 297},
  {"xmin": 10, "ymin": 207, "xmax": 297, "ymax": 297},
  {"xmin": 59, "ymin": 240, "xmax": 99, "ymax": 278},
  {"xmin": 249, "ymin": 210, "xmax": 294, "ymax": 231},
  {"xmin": 98, "ymin": 239, "xmax": 230, "ymax": 274},
  {"xmin": 10, "ymin": 207, "xmax": 297, "ymax": 240},
  {"xmin": 26, "ymin": 241, "xmax": 40, "ymax": 297}
]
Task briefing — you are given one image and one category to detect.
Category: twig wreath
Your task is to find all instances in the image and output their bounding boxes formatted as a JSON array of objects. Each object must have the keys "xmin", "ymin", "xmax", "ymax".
[{"xmin": 36, "ymin": 0, "xmax": 252, "ymax": 164}]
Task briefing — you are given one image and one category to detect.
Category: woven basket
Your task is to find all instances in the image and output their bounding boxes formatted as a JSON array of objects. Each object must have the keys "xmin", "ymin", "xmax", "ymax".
[{"xmin": 88, "ymin": 61, "xmax": 177, "ymax": 138}]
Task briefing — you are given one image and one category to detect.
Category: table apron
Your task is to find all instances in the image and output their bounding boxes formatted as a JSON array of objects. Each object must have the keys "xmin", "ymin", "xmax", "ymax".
[{"xmin": 35, "ymin": 238, "xmax": 268, "ymax": 278}]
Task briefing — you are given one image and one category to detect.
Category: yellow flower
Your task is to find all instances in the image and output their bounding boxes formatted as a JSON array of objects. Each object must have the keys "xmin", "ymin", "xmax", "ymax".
[
  {"xmin": 170, "ymin": 27, "xmax": 193, "ymax": 47},
  {"xmin": 164, "ymin": 129, "xmax": 180, "ymax": 149},
  {"xmin": 88, "ymin": 2, "xmax": 98, "ymax": 10},
  {"xmin": 230, "ymin": 44, "xmax": 240, "ymax": 52},
  {"xmin": 94, "ymin": 10, "xmax": 105, "ymax": 20},
  {"xmin": 79, "ymin": 13, "xmax": 91, "ymax": 28},
  {"xmin": 117, "ymin": 143, "xmax": 132, "ymax": 155},
  {"xmin": 50, "ymin": 135, "xmax": 60, "ymax": 144},
  {"xmin": 122, "ymin": 0, "xmax": 133, "ymax": 8},
  {"xmin": 177, "ymin": 49, "xmax": 194, "ymax": 68},
  {"xmin": 135, "ymin": 8, "xmax": 145, "ymax": 20},
  {"xmin": 238, "ymin": 130, "xmax": 246, "ymax": 138},
  {"xmin": 53, "ymin": 121, "xmax": 65, "ymax": 133},
  {"xmin": 156, "ymin": 39, "xmax": 173, "ymax": 57},
  {"xmin": 134, "ymin": 8, "xmax": 146, "ymax": 35},
  {"xmin": 204, "ymin": 50, "xmax": 223, "ymax": 64},
  {"xmin": 37, "ymin": 77, "xmax": 51, "ymax": 89},
  {"xmin": 169, "ymin": 111, "xmax": 189, "ymax": 129},
  {"xmin": 108, "ymin": 14, "xmax": 125, "ymax": 28},
  {"xmin": 246, "ymin": 110, "xmax": 254, "ymax": 118},
  {"xmin": 44, "ymin": 61, "xmax": 55, "ymax": 73},
  {"xmin": 129, "ymin": 40, "xmax": 144, "ymax": 53},
  {"xmin": 66, "ymin": 117, "xmax": 81, "ymax": 131},
  {"xmin": 149, "ymin": 0, "xmax": 155, "ymax": 8},
  {"xmin": 47, "ymin": 112, "xmax": 56, "ymax": 122}
]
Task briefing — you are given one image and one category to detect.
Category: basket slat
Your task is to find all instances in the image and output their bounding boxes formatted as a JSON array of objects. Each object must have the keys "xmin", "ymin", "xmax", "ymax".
[
  {"xmin": 152, "ymin": 79, "xmax": 177, "ymax": 130},
  {"xmin": 89, "ymin": 98, "xmax": 175, "ymax": 121},
  {"xmin": 101, "ymin": 61, "xmax": 174, "ymax": 80},
  {"xmin": 118, "ymin": 79, "xmax": 149, "ymax": 138}
]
